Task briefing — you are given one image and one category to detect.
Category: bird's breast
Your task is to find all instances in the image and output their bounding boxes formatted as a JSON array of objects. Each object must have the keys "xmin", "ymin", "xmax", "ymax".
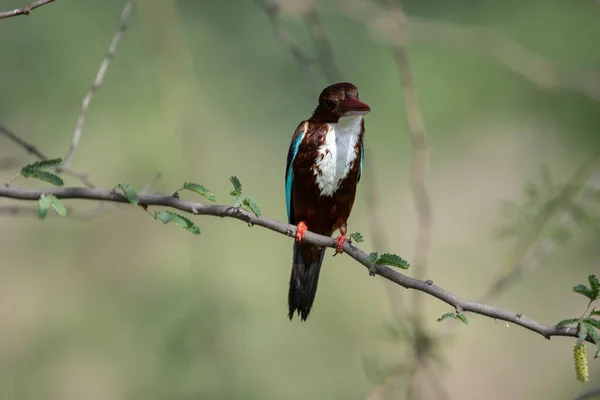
[{"xmin": 313, "ymin": 116, "xmax": 362, "ymax": 197}]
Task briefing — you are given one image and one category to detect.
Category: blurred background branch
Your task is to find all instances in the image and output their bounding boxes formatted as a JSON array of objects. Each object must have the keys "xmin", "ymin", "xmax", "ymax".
[
  {"xmin": 0, "ymin": 0, "xmax": 53, "ymax": 19},
  {"xmin": 61, "ymin": 0, "xmax": 134, "ymax": 169}
]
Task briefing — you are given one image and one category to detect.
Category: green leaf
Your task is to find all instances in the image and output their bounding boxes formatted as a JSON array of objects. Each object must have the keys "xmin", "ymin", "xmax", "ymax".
[
  {"xmin": 242, "ymin": 196, "xmax": 261, "ymax": 217},
  {"xmin": 155, "ymin": 211, "xmax": 200, "ymax": 235},
  {"xmin": 22, "ymin": 170, "xmax": 64, "ymax": 186},
  {"xmin": 437, "ymin": 313, "xmax": 456, "ymax": 322},
  {"xmin": 583, "ymin": 318, "xmax": 600, "ymax": 330},
  {"xmin": 38, "ymin": 194, "xmax": 50, "ymax": 220},
  {"xmin": 377, "ymin": 253, "xmax": 410, "ymax": 269},
  {"xmin": 229, "ymin": 176, "xmax": 243, "ymax": 196},
  {"xmin": 233, "ymin": 195, "xmax": 244, "ymax": 208},
  {"xmin": 48, "ymin": 195, "xmax": 67, "ymax": 217},
  {"xmin": 38, "ymin": 194, "xmax": 67, "ymax": 219},
  {"xmin": 21, "ymin": 158, "xmax": 63, "ymax": 173},
  {"xmin": 577, "ymin": 323, "xmax": 589, "ymax": 347},
  {"xmin": 365, "ymin": 252, "xmax": 378, "ymax": 263},
  {"xmin": 573, "ymin": 284, "xmax": 594, "ymax": 300},
  {"xmin": 591, "ymin": 308, "xmax": 600, "ymax": 317},
  {"xmin": 555, "ymin": 318, "xmax": 580, "ymax": 328},
  {"xmin": 350, "ymin": 232, "xmax": 364, "ymax": 243},
  {"xmin": 455, "ymin": 313, "xmax": 469, "ymax": 325},
  {"xmin": 183, "ymin": 182, "xmax": 216, "ymax": 202},
  {"xmin": 584, "ymin": 326, "xmax": 600, "ymax": 359},
  {"xmin": 588, "ymin": 274, "xmax": 600, "ymax": 300},
  {"xmin": 116, "ymin": 182, "xmax": 139, "ymax": 206}
]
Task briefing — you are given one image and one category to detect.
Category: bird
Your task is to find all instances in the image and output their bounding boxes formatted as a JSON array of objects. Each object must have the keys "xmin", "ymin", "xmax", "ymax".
[{"xmin": 285, "ymin": 82, "xmax": 371, "ymax": 321}]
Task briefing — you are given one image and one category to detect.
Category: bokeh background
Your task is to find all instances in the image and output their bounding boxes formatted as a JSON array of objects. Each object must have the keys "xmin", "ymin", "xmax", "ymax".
[{"xmin": 1, "ymin": 0, "xmax": 600, "ymax": 399}]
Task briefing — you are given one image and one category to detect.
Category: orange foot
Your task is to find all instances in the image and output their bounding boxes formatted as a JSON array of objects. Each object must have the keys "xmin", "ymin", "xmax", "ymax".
[
  {"xmin": 333, "ymin": 234, "xmax": 347, "ymax": 255},
  {"xmin": 296, "ymin": 221, "xmax": 307, "ymax": 243}
]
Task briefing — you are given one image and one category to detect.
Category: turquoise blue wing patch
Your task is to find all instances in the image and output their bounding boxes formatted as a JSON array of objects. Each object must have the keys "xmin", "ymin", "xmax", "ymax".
[{"xmin": 285, "ymin": 124, "xmax": 306, "ymax": 223}]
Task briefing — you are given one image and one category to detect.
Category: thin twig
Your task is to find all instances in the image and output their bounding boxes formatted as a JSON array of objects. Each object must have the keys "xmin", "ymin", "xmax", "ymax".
[
  {"xmin": 337, "ymin": 0, "xmax": 600, "ymax": 101},
  {"xmin": 304, "ymin": 7, "xmax": 342, "ymax": 82},
  {"xmin": 0, "ymin": 185, "xmax": 596, "ymax": 345},
  {"xmin": 0, "ymin": 124, "xmax": 46, "ymax": 159},
  {"xmin": 0, "ymin": 123, "xmax": 95, "ymax": 188},
  {"xmin": 61, "ymin": 0, "xmax": 135, "ymax": 169},
  {"xmin": 0, "ymin": 0, "xmax": 54, "ymax": 19},
  {"xmin": 254, "ymin": 0, "xmax": 318, "ymax": 97},
  {"xmin": 388, "ymin": 0, "xmax": 433, "ymax": 313},
  {"xmin": 387, "ymin": 1, "xmax": 434, "ymax": 398}
]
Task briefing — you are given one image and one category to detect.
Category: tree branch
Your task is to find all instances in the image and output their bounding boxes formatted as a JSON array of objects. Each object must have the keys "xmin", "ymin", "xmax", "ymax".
[
  {"xmin": 0, "ymin": 0, "xmax": 53, "ymax": 19},
  {"xmin": 61, "ymin": 0, "xmax": 135, "ymax": 169},
  {"xmin": 0, "ymin": 185, "xmax": 595, "ymax": 345},
  {"xmin": 0, "ymin": 123, "xmax": 95, "ymax": 188}
]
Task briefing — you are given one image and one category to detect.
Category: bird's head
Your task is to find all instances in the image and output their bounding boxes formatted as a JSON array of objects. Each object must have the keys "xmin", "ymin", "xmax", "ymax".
[{"xmin": 311, "ymin": 82, "xmax": 370, "ymax": 123}]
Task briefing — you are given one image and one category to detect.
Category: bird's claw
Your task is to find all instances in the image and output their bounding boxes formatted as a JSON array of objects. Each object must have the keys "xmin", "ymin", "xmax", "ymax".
[
  {"xmin": 333, "ymin": 235, "xmax": 347, "ymax": 255},
  {"xmin": 295, "ymin": 221, "xmax": 307, "ymax": 243}
]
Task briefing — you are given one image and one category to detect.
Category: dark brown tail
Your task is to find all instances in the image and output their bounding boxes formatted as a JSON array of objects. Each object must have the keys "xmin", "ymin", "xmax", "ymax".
[{"xmin": 288, "ymin": 242, "xmax": 326, "ymax": 321}]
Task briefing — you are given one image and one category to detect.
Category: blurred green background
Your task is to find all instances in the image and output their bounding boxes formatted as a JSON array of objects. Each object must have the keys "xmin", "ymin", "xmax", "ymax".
[{"xmin": 1, "ymin": 0, "xmax": 599, "ymax": 399}]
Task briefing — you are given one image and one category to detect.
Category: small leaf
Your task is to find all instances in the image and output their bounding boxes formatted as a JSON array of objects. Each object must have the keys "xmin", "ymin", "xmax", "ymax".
[
  {"xmin": 49, "ymin": 195, "xmax": 67, "ymax": 217},
  {"xmin": 365, "ymin": 252, "xmax": 378, "ymax": 263},
  {"xmin": 585, "ymin": 327, "xmax": 600, "ymax": 359},
  {"xmin": 588, "ymin": 274, "xmax": 599, "ymax": 300},
  {"xmin": 21, "ymin": 158, "xmax": 63, "ymax": 173},
  {"xmin": 555, "ymin": 318, "xmax": 580, "ymax": 328},
  {"xmin": 350, "ymin": 232, "xmax": 364, "ymax": 243},
  {"xmin": 233, "ymin": 195, "xmax": 244, "ymax": 208},
  {"xmin": 591, "ymin": 308, "xmax": 600, "ymax": 317},
  {"xmin": 573, "ymin": 284, "xmax": 594, "ymax": 301},
  {"xmin": 583, "ymin": 318, "xmax": 600, "ymax": 330},
  {"xmin": 22, "ymin": 170, "xmax": 64, "ymax": 186},
  {"xmin": 242, "ymin": 196, "xmax": 261, "ymax": 217},
  {"xmin": 455, "ymin": 313, "xmax": 469, "ymax": 325},
  {"xmin": 377, "ymin": 253, "xmax": 410, "ymax": 269},
  {"xmin": 38, "ymin": 194, "xmax": 50, "ymax": 220},
  {"xmin": 116, "ymin": 182, "xmax": 139, "ymax": 206},
  {"xmin": 183, "ymin": 182, "xmax": 216, "ymax": 202},
  {"xmin": 155, "ymin": 211, "xmax": 200, "ymax": 235},
  {"xmin": 229, "ymin": 176, "xmax": 243, "ymax": 196},
  {"xmin": 437, "ymin": 313, "xmax": 456, "ymax": 322}
]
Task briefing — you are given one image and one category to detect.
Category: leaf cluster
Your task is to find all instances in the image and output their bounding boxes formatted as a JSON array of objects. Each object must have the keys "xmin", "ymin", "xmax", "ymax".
[
  {"xmin": 38, "ymin": 194, "xmax": 67, "ymax": 219},
  {"xmin": 20, "ymin": 158, "xmax": 64, "ymax": 186},
  {"xmin": 555, "ymin": 275, "xmax": 600, "ymax": 360},
  {"xmin": 365, "ymin": 252, "xmax": 410, "ymax": 270},
  {"xmin": 229, "ymin": 176, "xmax": 261, "ymax": 217},
  {"xmin": 437, "ymin": 312, "xmax": 468, "ymax": 325}
]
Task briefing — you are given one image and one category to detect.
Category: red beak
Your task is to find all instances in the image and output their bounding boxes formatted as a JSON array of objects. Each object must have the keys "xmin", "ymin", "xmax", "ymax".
[{"xmin": 340, "ymin": 95, "xmax": 371, "ymax": 116}]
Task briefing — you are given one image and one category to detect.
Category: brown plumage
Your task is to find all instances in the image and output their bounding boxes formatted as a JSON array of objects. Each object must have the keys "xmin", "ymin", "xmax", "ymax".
[{"xmin": 285, "ymin": 82, "xmax": 370, "ymax": 320}]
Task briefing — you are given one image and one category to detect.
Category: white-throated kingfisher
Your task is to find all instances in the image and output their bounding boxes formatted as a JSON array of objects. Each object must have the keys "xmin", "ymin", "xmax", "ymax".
[{"xmin": 285, "ymin": 82, "xmax": 371, "ymax": 321}]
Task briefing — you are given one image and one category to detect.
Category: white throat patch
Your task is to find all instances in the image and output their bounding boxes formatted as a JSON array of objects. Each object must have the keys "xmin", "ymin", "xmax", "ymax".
[{"xmin": 314, "ymin": 115, "xmax": 362, "ymax": 197}]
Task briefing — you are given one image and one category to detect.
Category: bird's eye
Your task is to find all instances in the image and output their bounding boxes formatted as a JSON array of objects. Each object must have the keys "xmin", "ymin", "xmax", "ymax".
[{"xmin": 324, "ymin": 99, "xmax": 334, "ymax": 109}]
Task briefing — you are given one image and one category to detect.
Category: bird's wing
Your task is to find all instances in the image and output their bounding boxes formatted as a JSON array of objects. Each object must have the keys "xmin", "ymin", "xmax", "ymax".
[
  {"xmin": 286, "ymin": 121, "xmax": 308, "ymax": 224},
  {"xmin": 358, "ymin": 142, "xmax": 364, "ymax": 183}
]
